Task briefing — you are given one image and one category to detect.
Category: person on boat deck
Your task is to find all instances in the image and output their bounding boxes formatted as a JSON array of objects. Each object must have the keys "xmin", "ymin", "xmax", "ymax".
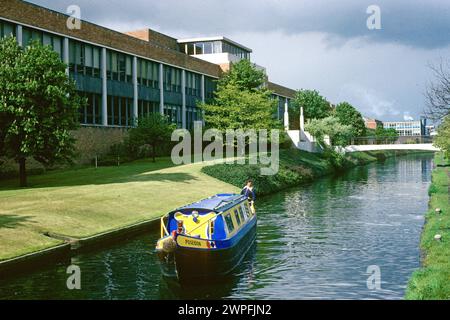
[{"xmin": 241, "ymin": 179, "xmax": 256, "ymax": 203}]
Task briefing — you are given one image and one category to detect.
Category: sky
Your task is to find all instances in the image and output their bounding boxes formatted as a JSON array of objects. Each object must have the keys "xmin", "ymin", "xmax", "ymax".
[{"xmin": 26, "ymin": 0, "xmax": 450, "ymax": 121}]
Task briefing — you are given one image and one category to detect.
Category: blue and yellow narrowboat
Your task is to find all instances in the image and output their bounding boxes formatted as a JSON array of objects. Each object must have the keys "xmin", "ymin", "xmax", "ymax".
[{"xmin": 155, "ymin": 193, "xmax": 256, "ymax": 280}]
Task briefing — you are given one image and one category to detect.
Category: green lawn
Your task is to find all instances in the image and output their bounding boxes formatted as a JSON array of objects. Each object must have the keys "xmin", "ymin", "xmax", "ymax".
[
  {"xmin": 405, "ymin": 152, "xmax": 450, "ymax": 300},
  {"xmin": 0, "ymin": 158, "xmax": 238, "ymax": 261}
]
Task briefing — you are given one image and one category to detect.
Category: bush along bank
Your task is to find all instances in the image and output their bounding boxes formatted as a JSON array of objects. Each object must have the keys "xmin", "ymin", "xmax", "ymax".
[
  {"xmin": 201, "ymin": 148, "xmax": 411, "ymax": 196},
  {"xmin": 405, "ymin": 152, "xmax": 450, "ymax": 300}
]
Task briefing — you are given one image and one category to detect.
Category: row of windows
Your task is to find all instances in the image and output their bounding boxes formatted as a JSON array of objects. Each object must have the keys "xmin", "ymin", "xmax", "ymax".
[
  {"xmin": 223, "ymin": 203, "xmax": 253, "ymax": 234},
  {"xmin": 78, "ymin": 92, "xmax": 102, "ymax": 125},
  {"xmin": 391, "ymin": 130, "xmax": 422, "ymax": 136},
  {"xmin": 204, "ymin": 77, "xmax": 217, "ymax": 101},
  {"xmin": 21, "ymin": 27, "xmax": 63, "ymax": 58},
  {"xmin": 164, "ymin": 104, "xmax": 182, "ymax": 127},
  {"xmin": 184, "ymin": 41, "xmax": 222, "ymax": 55},
  {"xmin": 1, "ymin": 21, "xmax": 221, "ymax": 128},
  {"xmin": 69, "ymin": 40, "xmax": 101, "ymax": 77},
  {"xmin": 138, "ymin": 59, "xmax": 159, "ymax": 89},
  {"xmin": 186, "ymin": 107, "xmax": 202, "ymax": 130},
  {"xmin": 186, "ymin": 71, "xmax": 201, "ymax": 97},
  {"xmin": 384, "ymin": 124, "xmax": 421, "ymax": 129},
  {"xmin": 0, "ymin": 20, "xmax": 15, "ymax": 38},
  {"xmin": 107, "ymin": 50, "xmax": 132, "ymax": 82},
  {"xmin": 222, "ymin": 42, "xmax": 250, "ymax": 60},
  {"xmin": 164, "ymin": 65, "xmax": 182, "ymax": 93},
  {"xmin": 78, "ymin": 95, "xmax": 202, "ymax": 129},
  {"xmin": 183, "ymin": 40, "xmax": 250, "ymax": 60},
  {"xmin": 138, "ymin": 100, "xmax": 158, "ymax": 118},
  {"xmin": 107, "ymin": 96, "xmax": 134, "ymax": 127}
]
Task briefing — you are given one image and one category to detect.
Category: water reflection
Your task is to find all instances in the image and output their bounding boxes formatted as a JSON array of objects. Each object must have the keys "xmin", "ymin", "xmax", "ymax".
[{"xmin": 0, "ymin": 153, "xmax": 433, "ymax": 300}]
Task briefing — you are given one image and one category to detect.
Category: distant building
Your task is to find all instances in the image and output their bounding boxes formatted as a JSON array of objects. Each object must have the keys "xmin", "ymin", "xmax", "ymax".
[
  {"xmin": 425, "ymin": 125, "xmax": 436, "ymax": 136},
  {"xmin": 383, "ymin": 120, "xmax": 426, "ymax": 136},
  {"xmin": 364, "ymin": 117, "xmax": 383, "ymax": 130}
]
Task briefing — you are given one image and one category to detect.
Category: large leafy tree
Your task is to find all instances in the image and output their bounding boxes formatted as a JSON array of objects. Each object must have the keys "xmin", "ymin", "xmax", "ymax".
[
  {"xmin": 128, "ymin": 113, "xmax": 175, "ymax": 163},
  {"xmin": 291, "ymin": 89, "xmax": 331, "ymax": 121},
  {"xmin": 200, "ymin": 83, "xmax": 280, "ymax": 132},
  {"xmin": 200, "ymin": 59, "xmax": 281, "ymax": 133},
  {"xmin": 433, "ymin": 116, "xmax": 450, "ymax": 158},
  {"xmin": 375, "ymin": 127, "xmax": 399, "ymax": 143},
  {"xmin": 304, "ymin": 116, "xmax": 352, "ymax": 147},
  {"xmin": 0, "ymin": 37, "xmax": 82, "ymax": 187},
  {"xmin": 334, "ymin": 102, "xmax": 366, "ymax": 137},
  {"xmin": 218, "ymin": 59, "xmax": 266, "ymax": 91}
]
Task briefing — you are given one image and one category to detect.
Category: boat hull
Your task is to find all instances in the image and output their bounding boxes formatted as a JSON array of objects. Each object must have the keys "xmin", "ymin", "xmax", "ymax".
[{"xmin": 158, "ymin": 219, "xmax": 257, "ymax": 282}]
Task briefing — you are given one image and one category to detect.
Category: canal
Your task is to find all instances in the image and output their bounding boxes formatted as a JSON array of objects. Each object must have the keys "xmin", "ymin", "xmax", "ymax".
[{"xmin": 0, "ymin": 153, "xmax": 433, "ymax": 299}]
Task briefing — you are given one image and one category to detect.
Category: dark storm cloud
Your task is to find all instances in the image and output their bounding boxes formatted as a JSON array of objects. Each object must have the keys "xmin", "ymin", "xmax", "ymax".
[{"xmin": 26, "ymin": 0, "xmax": 450, "ymax": 49}]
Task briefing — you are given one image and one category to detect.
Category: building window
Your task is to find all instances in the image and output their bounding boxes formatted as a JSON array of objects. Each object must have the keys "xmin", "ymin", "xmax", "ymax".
[
  {"xmin": 203, "ymin": 42, "xmax": 212, "ymax": 54},
  {"xmin": 22, "ymin": 27, "xmax": 42, "ymax": 45},
  {"xmin": 164, "ymin": 66, "xmax": 181, "ymax": 93},
  {"xmin": 164, "ymin": 104, "xmax": 182, "ymax": 127},
  {"xmin": 79, "ymin": 92, "xmax": 102, "ymax": 125},
  {"xmin": 185, "ymin": 72, "xmax": 201, "ymax": 97},
  {"xmin": 138, "ymin": 100, "xmax": 158, "ymax": 118},
  {"xmin": 69, "ymin": 40, "xmax": 101, "ymax": 77},
  {"xmin": 107, "ymin": 95, "xmax": 134, "ymax": 126},
  {"xmin": 205, "ymin": 76, "xmax": 216, "ymax": 101},
  {"xmin": 138, "ymin": 59, "xmax": 159, "ymax": 88},
  {"xmin": 195, "ymin": 43, "xmax": 203, "ymax": 55},
  {"xmin": 187, "ymin": 43, "xmax": 194, "ymax": 55},
  {"xmin": 0, "ymin": 20, "xmax": 15, "ymax": 38}
]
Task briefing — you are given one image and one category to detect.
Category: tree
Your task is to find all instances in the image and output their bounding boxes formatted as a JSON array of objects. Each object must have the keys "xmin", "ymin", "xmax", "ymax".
[
  {"xmin": 434, "ymin": 116, "xmax": 450, "ymax": 158},
  {"xmin": 424, "ymin": 58, "xmax": 450, "ymax": 121},
  {"xmin": 218, "ymin": 59, "xmax": 266, "ymax": 91},
  {"xmin": 199, "ymin": 59, "xmax": 282, "ymax": 140},
  {"xmin": 199, "ymin": 83, "xmax": 280, "ymax": 132},
  {"xmin": 0, "ymin": 37, "xmax": 82, "ymax": 187},
  {"xmin": 304, "ymin": 116, "xmax": 352, "ymax": 147},
  {"xmin": 291, "ymin": 89, "xmax": 331, "ymax": 121},
  {"xmin": 375, "ymin": 127, "xmax": 399, "ymax": 143},
  {"xmin": 334, "ymin": 102, "xmax": 366, "ymax": 137},
  {"xmin": 128, "ymin": 113, "xmax": 175, "ymax": 162}
]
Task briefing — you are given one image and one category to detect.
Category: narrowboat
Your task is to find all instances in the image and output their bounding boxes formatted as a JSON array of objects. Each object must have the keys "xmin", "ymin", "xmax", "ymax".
[{"xmin": 155, "ymin": 193, "xmax": 257, "ymax": 281}]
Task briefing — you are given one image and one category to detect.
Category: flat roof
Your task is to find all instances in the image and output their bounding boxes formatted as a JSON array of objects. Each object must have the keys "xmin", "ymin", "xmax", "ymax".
[
  {"xmin": 173, "ymin": 194, "xmax": 245, "ymax": 213},
  {"xmin": 177, "ymin": 36, "xmax": 253, "ymax": 53}
]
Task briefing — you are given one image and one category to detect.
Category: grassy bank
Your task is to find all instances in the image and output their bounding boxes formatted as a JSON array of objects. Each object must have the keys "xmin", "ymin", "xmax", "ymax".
[
  {"xmin": 201, "ymin": 148, "xmax": 407, "ymax": 196},
  {"xmin": 0, "ymin": 158, "xmax": 238, "ymax": 261},
  {"xmin": 405, "ymin": 152, "xmax": 450, "ymax": 300}
]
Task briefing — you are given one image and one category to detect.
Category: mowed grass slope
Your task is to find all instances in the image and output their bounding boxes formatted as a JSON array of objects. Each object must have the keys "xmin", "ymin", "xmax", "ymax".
[
  {"xmin": 0, "ymin": 158, "xmax": 238, "ymax": 261},
  {"xmin": 405, "ymin": 152, "xmax": 450, "ymax": 300}
]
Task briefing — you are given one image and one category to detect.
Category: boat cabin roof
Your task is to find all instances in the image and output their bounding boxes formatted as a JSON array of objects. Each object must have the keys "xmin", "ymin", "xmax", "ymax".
[{"xmin": 171, "ymin": 194, "xmax": 246, "ymax": 214}]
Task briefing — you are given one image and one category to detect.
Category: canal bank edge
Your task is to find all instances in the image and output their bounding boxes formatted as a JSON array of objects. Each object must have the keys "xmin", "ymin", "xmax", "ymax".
[
  {"xmin": 0, "ymin": 149, "xmax": 431, "ymax": 277},
  {"xmin": 201, "ymin": 149, "xmax": 429, "ymax": 197},
  {"xmin": 0, "ymin": 217, "xmax": 161, "ymax": 276},
  {"xmin": 405, "ymin": 152, "xmax": 450, "ymax": 300}
]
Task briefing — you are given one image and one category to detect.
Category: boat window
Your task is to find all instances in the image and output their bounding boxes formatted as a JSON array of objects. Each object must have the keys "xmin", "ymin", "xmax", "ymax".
[
  {"xmin": 224, "ymin": 213, "xmax": 234, "ymax": 234},
  {"xmin": 247, "ymin": 202, "xmax": 253, "ymax": 216},
  {"xmin": 234, "ymin": 209, "xmax": 241, "ymax": 226},
  {"xmin": 239, "ymin": 206, "xmax": 246, "ymax": 221}
]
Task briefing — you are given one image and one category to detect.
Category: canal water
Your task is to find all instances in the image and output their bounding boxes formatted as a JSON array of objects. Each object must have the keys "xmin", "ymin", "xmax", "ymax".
[{"xmin": 0, "ymin": 153, "xmax": 433, "ymax": 299}]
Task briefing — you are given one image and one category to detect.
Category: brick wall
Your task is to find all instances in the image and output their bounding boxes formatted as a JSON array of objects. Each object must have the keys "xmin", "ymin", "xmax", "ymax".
[{"xmin": 71, "ymin": 126, "xmax": 128, "ymax": 164}]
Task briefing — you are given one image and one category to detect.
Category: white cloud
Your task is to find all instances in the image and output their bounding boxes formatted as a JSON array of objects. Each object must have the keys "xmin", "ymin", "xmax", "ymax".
[{"xmin": 403, "ymin": 113, "xmax": 414, "ymax": 121}]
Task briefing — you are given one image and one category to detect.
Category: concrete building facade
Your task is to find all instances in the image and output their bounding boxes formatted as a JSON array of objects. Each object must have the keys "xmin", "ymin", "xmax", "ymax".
[
  {"xmin": 0, "ymin": 0, "xmax": 296, "ymax": 131},
  {"xmin": 383, "ymin": 120, "xmax": 426, "ymax": 136}
]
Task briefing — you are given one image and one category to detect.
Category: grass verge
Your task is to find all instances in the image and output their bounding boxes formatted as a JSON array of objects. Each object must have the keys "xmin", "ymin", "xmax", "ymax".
[
  {"xmin": 0, "ymin": 158, "xmax": 238, "ymax": 261},
  {"xmin": 405, "ymin": 152, "xmax": 450, "ymax": 300}
]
